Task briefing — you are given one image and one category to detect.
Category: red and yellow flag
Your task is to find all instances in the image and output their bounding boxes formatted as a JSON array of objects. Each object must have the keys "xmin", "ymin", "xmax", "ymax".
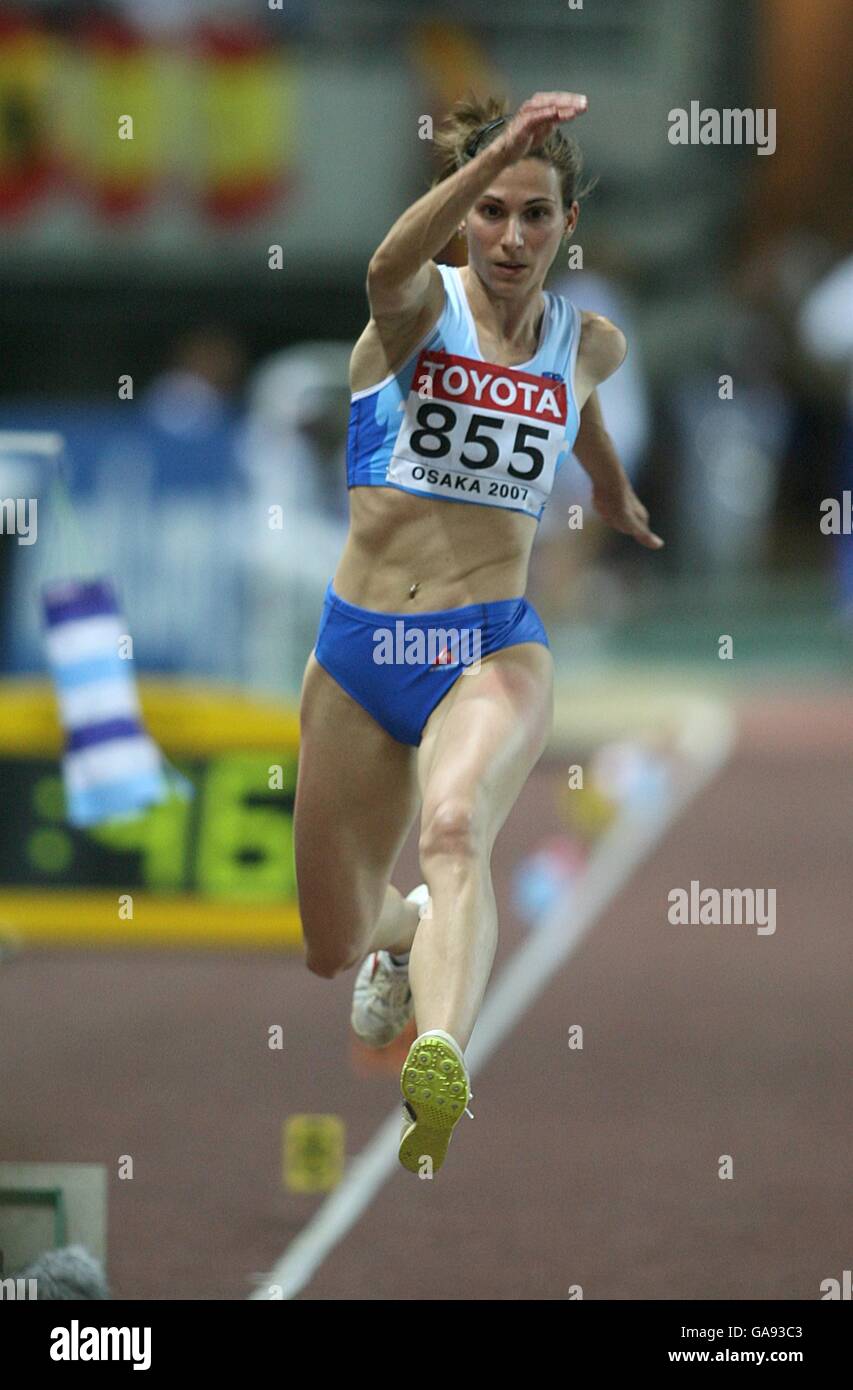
[
  {"xmin": 197, "ymin": 23, "xmax": 296, "ymax": 223},
  {"xmin": 0, "ymin": 12, "xmax": 55, "ymax": 218}
]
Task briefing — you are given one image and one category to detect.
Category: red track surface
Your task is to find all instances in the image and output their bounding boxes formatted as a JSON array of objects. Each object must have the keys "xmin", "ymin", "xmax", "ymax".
[{"xmin": 1, "ymin": 688, "xmax": 850, "ymax": 1299}]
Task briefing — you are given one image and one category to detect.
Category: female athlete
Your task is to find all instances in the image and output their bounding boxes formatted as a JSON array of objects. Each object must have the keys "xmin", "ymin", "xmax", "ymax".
[{"xmin": 293, "ymin": 91, "xmax": 663, "ymax": 1176}]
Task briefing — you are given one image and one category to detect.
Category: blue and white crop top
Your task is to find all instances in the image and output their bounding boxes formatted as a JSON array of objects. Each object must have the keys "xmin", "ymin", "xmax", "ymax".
[{"xmin": 346, "ymin": 262, "xmax": 583, "ymax": 522}]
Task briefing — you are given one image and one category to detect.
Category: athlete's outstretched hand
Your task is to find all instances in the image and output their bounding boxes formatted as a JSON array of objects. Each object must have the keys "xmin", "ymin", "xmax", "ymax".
[
  {"xmin": 591, "ymin": 476, "xmax": 664, "ymax": 550},
  {"xmin": 495, "ymin": 92, "xmax": 588, "ymax": 165}
]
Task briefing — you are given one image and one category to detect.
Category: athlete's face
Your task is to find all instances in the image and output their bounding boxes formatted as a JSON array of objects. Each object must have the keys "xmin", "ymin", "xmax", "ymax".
[{"xmin": 466, "ymin": 159, "xmax": 578, "ymax": 293}]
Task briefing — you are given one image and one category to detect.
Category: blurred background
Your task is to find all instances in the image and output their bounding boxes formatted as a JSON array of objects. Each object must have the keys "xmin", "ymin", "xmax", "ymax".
[{"xmin": 0, "ymin": 0, "xmax": 851, "ymax": 1302}]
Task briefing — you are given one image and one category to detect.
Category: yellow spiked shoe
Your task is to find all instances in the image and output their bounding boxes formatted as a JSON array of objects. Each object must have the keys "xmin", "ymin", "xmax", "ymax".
[{"xmin": 398, "ymin": 1029, "xmax": 473, "ymax": 1176}]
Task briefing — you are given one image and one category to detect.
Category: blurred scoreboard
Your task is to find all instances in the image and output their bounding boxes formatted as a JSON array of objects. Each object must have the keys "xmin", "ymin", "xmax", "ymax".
[{"xmin": 0, "ymin": 682, "xmax": 302, "ymax": 949}]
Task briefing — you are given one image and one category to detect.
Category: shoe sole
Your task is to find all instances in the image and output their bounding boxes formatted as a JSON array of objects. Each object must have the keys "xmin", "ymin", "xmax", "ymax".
[{"xmin": 398, "ymin": 1035, "xmax": 470, "ymax": 1175}]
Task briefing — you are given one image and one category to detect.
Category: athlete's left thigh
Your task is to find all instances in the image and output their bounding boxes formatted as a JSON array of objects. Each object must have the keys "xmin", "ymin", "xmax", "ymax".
[{"xmin": 417, "ymin": 642, "xmax": 554, "ymax": 850}]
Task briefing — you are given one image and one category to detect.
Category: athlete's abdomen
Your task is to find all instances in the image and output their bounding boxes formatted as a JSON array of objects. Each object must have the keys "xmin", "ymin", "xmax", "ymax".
[{"xmin": 333, "ymin": 484, "xmax": 537, "ymax": 612}]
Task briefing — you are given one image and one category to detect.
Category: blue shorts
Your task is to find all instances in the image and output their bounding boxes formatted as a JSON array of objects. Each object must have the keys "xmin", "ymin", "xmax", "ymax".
[{"xmin": 313, "ymin": 580, "xmax": 550, "ymax": 746}]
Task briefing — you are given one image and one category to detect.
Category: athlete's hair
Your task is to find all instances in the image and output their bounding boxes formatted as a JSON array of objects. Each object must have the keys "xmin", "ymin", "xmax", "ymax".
[{"xmin": 431, "ymin": 91, "xmax": 595, "ymax": 211}]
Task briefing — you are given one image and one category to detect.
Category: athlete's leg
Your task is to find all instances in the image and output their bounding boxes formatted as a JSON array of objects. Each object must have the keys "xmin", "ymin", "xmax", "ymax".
[
  {"xmin": 295, "ymin": 652, "xmax": 422, "ymax": 978},
  {"xmin": 409, "ymin": 642, "xmax": 554, "ymax": 1048}
]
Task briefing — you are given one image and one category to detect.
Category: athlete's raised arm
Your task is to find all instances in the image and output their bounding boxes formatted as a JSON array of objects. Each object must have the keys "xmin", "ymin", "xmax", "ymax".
[{"xmin": 366, "ymin": 90, "xmax": 588, "ymax": 320}]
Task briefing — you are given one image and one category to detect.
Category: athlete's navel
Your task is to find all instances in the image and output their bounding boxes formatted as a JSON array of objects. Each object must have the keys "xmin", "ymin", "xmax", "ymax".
[{"xmin": 408, "ymin": 581, "xmax": 420, "ymax": 600}]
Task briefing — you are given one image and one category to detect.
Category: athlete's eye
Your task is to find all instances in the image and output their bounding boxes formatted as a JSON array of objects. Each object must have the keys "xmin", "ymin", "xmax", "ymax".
[
  {"xmin": 480, "ymin": 204, "xmax": 502, "ymax": 218},
  {"xmin": 527, "ymin": 207, "xmax": 549, "ymax": 220}
]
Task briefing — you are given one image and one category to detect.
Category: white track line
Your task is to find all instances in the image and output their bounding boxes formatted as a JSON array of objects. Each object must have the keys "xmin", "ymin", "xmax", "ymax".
[{"xmin": 249, "ymin": 695, "xmax": 736, "ymax": 1300}]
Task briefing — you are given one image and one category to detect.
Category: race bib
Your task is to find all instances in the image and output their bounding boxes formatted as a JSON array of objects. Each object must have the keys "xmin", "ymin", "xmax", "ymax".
[{"xmin": 388, "ymin": 348, "xmax": 568, "ymax": 517}]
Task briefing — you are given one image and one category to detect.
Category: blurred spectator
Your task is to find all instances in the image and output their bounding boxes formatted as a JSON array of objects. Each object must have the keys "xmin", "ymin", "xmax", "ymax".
[
  {"xmin": 142, "ymin": 326, "xmax": 246, "ymax": 438},
  {"xmin": 799, "ymin": 254, "xmax": 853, "ymax": 402},
  {"xmin": 238, "ymin": 343, "xmax": 351, "ymax": 691},
  {"xmin": 798, "ymin": 254, "xmax": 853, "ymax": 619},
  {"xmin": 667, "ymin": 231, "xmax": 837, "ymax": 578}
]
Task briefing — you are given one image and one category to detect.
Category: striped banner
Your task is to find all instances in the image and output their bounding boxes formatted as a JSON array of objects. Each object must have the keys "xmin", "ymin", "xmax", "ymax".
[{"xmin": 42, "ymin": 577, "xmax": 191, "ymax": 828}]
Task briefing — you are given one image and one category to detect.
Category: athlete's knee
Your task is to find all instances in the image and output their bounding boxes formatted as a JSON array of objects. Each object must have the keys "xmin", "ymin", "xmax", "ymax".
[
  {"xmin": 304, "ymin": 943, "xmax": 358, "ymax": 979},
  {"xmin": 299, "ymin": 908, "xmax": 360, "ymax": 978},
  {"xmin": 419, "ymin": 794, "xmax": 486, "ymax": 863}
]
